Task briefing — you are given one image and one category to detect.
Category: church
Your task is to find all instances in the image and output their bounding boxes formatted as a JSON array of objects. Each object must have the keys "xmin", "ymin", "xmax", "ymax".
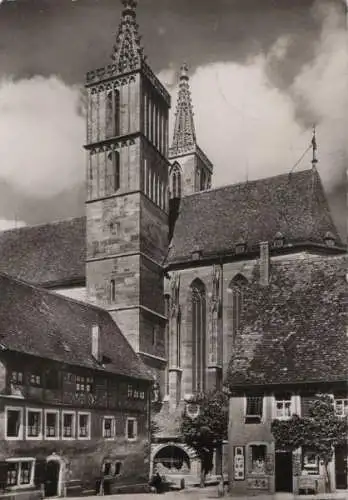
[{"xmin": 0, "ymin": 0, "xmax": 347, "ymax": 494}]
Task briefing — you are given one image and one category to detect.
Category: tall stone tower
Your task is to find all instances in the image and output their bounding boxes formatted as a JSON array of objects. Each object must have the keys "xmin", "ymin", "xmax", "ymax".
[
  {"xmin": 169, "ymin": 64, "xmax": 213, "ymax": 198},
  {"xmin": 85, "ymin": 0, "xmax": 171, "ymax": 383}
]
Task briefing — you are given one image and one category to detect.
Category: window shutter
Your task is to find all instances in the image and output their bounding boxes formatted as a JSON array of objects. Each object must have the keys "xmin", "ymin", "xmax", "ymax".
[
  {"xmin": 34, "ymin": 460, "xmax": 47, "ymax": 487},
  {"xmin": 0, "ymin": 461, "xmax": 8, "ymax": 489}
]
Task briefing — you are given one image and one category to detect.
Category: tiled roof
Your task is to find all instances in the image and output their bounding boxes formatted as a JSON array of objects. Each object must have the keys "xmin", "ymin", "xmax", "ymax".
[
  {"xmin": 0, "ymin": 217, "xmax": 86, "ymax": 286},
  {"xmin": 167, "ymin": 168, "xmax": 343, "ymax": 265},
  {"xmin": 226, "ymin": 254, "xmax": 348, "ymax": 388},
  {"xmin": 0, "ymin": 273, "xmax": 152, "ymax": 381}
]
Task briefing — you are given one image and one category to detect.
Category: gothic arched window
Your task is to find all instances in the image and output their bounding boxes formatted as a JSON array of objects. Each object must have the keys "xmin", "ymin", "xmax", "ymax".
[
  {"xmin": 106, "ymin": 151, "xmax": 120, "ymax": 195},
  {"xmin": 171, "ymin": 164, "xmax": 182, "ymax": 199},
  {"xmin": 191, "ymin": 279, "xmax": 206, "ymax": 393},
  {"xmin": 228, "ymin": 274, "xmax": 248, "ymax": 344},
  {"xmin": 105, "ymin": 89, "xmax": 120, "ymax": 139}
]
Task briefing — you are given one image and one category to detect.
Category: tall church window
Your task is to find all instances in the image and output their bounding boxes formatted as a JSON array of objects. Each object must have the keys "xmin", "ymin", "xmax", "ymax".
[
  {"xmin": 144, "ymin": 92, "xmax": 149, "ymax": 137},
  {"xmin": 114, "ymin": 89, "xmax": 120, "ymax": 137},
  {"xmin": 105, "ymin": 90, "xmax": 120, "ymax": 139},
  {"xmin": 144, "ymin": 158, "xmax": 149, "ymax": 196},
  {"xmin": 110, "ymin": 279, "xmax": 116, "ymax": 303},
  {"xmin": 106, "ymin": 151, "xmax": 120, "ymax": 195},
  {"xmin": 171, "ymin": 164, "xmax": 182, "ymax": 199},
  {"xmin": 105, "ymin": 91, "xmax": 113, "ymax": 139},
  {"xmin": 191, "ymin": 279, "xmax": 206, "ymax": 393},
  {"xmin": 228, "ymin": 274, "xmax": 248, "ymax": 344}
]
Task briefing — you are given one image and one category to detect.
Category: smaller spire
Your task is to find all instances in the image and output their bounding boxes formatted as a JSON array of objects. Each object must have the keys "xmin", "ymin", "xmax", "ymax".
[
  {"xmin": 170, "ymin": 63, "xmax": 196, "ymax": 156},
  {"xmin": 311, "ymin": 125, "xmax": 318, "ymax": 167},
  {"xmin": 111, "ymin": 0, "xmax": 146, "ymax": 73}
]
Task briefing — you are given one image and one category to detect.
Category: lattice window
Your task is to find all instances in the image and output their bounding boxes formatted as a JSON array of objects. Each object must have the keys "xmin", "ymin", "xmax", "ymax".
[
  {"xmin": 245, "ymin": 396, "xmax": 263, "ymax": 423},
  {"xmin": 76, "ymin": 375, "xmax": 93, "ymax": 393},
  {"xmin": 274, "ymin": 394, "xmax": 293, "ymax": 419}
]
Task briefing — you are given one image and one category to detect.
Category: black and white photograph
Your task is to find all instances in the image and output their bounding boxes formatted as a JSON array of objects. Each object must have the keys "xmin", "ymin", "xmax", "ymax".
[{"xmin": 0, "ymin": 0, "xmax": 346, "ymax": 499}]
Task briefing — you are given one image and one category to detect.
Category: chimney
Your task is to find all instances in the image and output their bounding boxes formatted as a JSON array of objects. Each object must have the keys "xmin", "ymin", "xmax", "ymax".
[
  {"xmin": 259, "ymin": 241, "xmax": 270, "ymax": 286},
  {"xmin": 92, "ymin": 324, "xmax": 102, "ymax": 363}
]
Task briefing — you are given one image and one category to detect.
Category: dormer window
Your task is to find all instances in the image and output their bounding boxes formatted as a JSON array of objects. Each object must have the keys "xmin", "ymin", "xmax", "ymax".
[
  {"xmin": 191, "ymin": 248, "xmax": 201, "ymax": 261},
  {"xmin": 273, "ymin": 232, "xmax": 285, "ymax": 248},
  {"xmin": 324, "ymin": 231, "xmax": 335, "ymax": 247},
  {"xmin": 235, "ymin": 241, "xmax": 246, "ymax": 254}
]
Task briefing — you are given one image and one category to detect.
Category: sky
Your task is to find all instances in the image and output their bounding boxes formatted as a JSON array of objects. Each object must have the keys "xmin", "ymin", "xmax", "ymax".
[{"xmin": 0, "ymin": 0, "xmax": 346, "ymax": 238}]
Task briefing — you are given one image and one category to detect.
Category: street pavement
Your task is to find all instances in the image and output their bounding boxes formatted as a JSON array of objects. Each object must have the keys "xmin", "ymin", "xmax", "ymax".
[{"xmin": 67, "ymin": 484, "xmax": 348, "ymax": 500}]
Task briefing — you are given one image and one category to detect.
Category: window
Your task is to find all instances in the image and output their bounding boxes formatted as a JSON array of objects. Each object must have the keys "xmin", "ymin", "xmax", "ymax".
[
  {"xmin": 274, "ymin": 394, "xmax": 293, "ymax": 419},
  {"xmin": 6, "ymin": 459, "xmax": 35, "ymax": 488},
  {"xmin": 200, "ymin": 169, "xmax": 206, "ymax": 191},
  {"xmin": 10, "ymin": 371, "xmax": 23, "ymax": 385},
  {"xmin": 78, "ymin": 412, "xmax": 91, "ymax": 439},
  {"xmin": 245, "ymin": 396, "xmax": 263, "ymax": 423},
  {"xmin": 127, "ymin": 384, "xmax": 133, "ymax": 398},
  {"xmin": 302, "ymin": 450, "xmax": 319, "ymax": 475},
  {"xmin": 110, "ymin": 279, "xmax": 116, "ymax": 302},
  {"xmin": 250, "ymin": 445, "xmax": 266, "ymax": 474},
  {"xmin": 105, "ymin": 89, "xmax": 120, "ymax": 138},
  {"xmin": 29, "ymin": 373, "xmax": 41, "ymax": 387},
  {"xmin": 106, "ymin": 151, "xmax": 120, "ymax": 194},
  {"xmin": 334, "ymin": 398, "xmax": 348, "ymax": 417},
  {"xmin": 103, "ymin": 416, "xmax": 115, "ymax": 439},
  {"xmin": 5, "ymin": 407, "xmax": 23, "ymax": 440},
  {"xmin": 62, "ymin": 411, "xmax": 75, "ymax": 439},
  {"xmin": 76, "ymin": 375, "xmax": 93, "ymax": 393},
  {"xmin": 228, "ymin": 274, "xmax": 248, "ymax": 344},
  {"xmin": 26, "ymin": 409, "xmax": 42, "ymax": 439},
  {"xmin": 44, "ymin": 410, "xmax": 59, "ymax": 439},
  {"xmin": 126, "ymin": 418, "xmax": 137, "ymax": 441},
  {"xmin": 102, "ymin": 461, "xmax": 122, "ymax": 477},
  {"xmin": 191, "ymin": 279, "xmax": 206, "ymax": 393},
  {"xmin": 171, "ymin": 164, "xmax": 182, "ymax": 199}
]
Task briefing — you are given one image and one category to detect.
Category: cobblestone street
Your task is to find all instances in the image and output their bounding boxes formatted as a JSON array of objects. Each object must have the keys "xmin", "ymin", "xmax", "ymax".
[{"xmin": 66, "ymin": 485, "xmax": 348, "ymax": 500}]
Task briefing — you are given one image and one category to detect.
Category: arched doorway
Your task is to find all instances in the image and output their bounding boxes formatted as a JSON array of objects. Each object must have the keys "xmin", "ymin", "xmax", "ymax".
[
  {"xmin": 45, "ymin": 460, "xmax": 60, "ymax": 497},
  {"xmin": 153, "ymin": 445, "xmax": 190, "ymax": 475}
]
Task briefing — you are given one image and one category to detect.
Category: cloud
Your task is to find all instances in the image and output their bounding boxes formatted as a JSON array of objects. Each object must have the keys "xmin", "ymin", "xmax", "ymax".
[
  {"xmin": 166, "ymin": 1, "xmax": 347, "ymax": 192},
  {"xmin": 0, "ymin": 219, "xmax": 26, "ymax": 230},
  {"xmin": 0, "ymin": 75, "xmax": 85, "ymax": 198}
]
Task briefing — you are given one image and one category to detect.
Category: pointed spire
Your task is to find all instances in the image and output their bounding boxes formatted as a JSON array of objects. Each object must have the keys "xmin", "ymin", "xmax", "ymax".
[
  {"xmin": 311, "ymin": 125, "xmax": 318, "ymax": 167},
  {"xmin": 111, "ymin": 0, "xmax": 146, "ymax": 73},
  {"xmin": 169, "ymin": 63, "xmax": 196, "ymax": 156}
]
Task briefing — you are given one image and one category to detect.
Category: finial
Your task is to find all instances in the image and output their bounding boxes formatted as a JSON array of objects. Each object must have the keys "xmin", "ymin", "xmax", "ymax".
[
  {"xmin": 180, "ymin": 63, "xmax": 189, "ymax": 80},
  {"xmin": 110, "ymin": 0, "xmax": 145, "ymax": 71},
  {"xmin": 311, "ymin": 125, "xmax": 318, "ymax": 167},
  {"xmin": 121, "ymin": 0, "xmax": 137, "ymax": 12}
]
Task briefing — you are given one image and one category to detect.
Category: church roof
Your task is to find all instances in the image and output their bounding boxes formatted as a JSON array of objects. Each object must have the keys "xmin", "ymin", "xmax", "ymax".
[
  {"xmin": 0, "ymin": 272, "xmax": 152, "ymax": 381},
  {"xmin": 0, "ymin": 217, "xmax": 86, "ymax": 286},
  {"xmin": 225, "ymin": 254, "xmax": 348, "ymax": 388},
  {"xmin": 167, "ymin": 168, "xmax": 344, "ymax": 266}
]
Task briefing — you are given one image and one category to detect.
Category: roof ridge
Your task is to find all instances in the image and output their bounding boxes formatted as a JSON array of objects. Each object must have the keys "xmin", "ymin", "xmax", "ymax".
[
  {"xmin": 0, "ymin": 271, "xmax": 108, "ymax": 316},
  {"xmin": 0, "ymin": 216, "xmax": 84, "ymax": 235},
  {"xmin": 181, "ymin": 167, "xmax": 313, "ymax": 199}
]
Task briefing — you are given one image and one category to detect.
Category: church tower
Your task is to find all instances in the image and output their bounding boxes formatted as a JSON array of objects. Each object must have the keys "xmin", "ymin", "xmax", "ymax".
[
  {"xmin": 169, "ymin": 64, "xmax": 213, "ymax": 198},
  {"xmin": 84, "ymin": 0, "xmax": 171, "ymax": 381}
]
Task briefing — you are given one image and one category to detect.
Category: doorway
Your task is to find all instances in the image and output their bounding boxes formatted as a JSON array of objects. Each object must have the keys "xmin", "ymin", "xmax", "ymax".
[
  {"xmin": 335, "ymin": 444, "xmax": 348, "ymax": 490},
  {"xmin": 45, "ymin": 460, "xmax": 60, "ymax": 497},
  {"xmin": 275, "ymin": 451, "xmax": 293, "ymax": 492}
]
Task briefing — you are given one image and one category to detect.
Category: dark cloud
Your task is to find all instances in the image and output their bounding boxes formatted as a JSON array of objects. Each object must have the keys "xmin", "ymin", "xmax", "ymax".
[
  {"xmin": 0, "ymin": 0, "xmax": 346, "ymax": 235},
  {"xmin": 0, "ymin": 0, "xmax": 343, "ymax": 85}
]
